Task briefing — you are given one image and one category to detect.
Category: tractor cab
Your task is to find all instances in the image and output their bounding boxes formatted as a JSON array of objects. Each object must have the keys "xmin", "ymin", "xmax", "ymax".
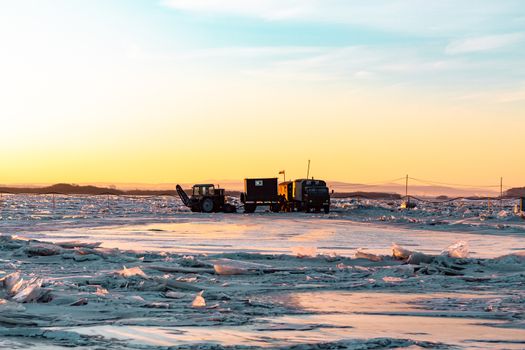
[
  {"xmin": 192, "ymin": 184, "xmax": 226, "ymax": 198},
  {"xmin": 192, "ymin": 184, "xmax": 216, "ymax": 197}
]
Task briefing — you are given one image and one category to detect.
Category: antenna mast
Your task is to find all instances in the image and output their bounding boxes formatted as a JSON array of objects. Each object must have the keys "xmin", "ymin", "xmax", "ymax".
[{"xmin": 306, "ymin": 160, "xmax": 311, "ymax": 179}]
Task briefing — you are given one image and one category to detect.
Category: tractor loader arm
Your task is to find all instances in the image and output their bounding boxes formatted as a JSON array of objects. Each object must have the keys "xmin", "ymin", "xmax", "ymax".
[{"xmin": 176, "ymin": 185, "xmax": 192, "ymax": 207}]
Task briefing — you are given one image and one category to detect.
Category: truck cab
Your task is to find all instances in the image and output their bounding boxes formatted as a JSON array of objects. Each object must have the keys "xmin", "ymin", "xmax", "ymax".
[{"xmin": 292, "ymin": 179, "xmax": 331, "ymax": 213}]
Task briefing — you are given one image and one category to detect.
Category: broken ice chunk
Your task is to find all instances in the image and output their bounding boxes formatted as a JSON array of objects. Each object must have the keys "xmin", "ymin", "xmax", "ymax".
[
  {"xmin": 70, "ymin": 298, "xmax": 88, "ymax": 306},
  {"xmin": 355, "ymin": 250, "xmax": 383, "ymax": 262},
  {"xmin": 407, "ymin": 252, "xmax": 435, "ymax": 265},
  {"xmin": 57, "ymin": 241, "xmax": 102, "ymax": 249},
  {"xmin": 116, "ymin": 266, "xmax": 147, "ymax": 278},
  {"xmin": 443, "ymin": 241, "xmax": 469, "ymax": 258},
  {"xmin": 165, "ymin": 291, "xmax": 186, "ymax": 299},
  {"xmin": 95, "ymin": 287, "xmax": 109, "ymax": 296},
  {"xmin": 382, "ymin": 276, "xmax": 405, "ymax": 283},
  {"xmin": 24, "ymin": 243, "xmax": 61, "ymax": 256},
  {"xmin": 2, "ymin": 272, "xmax": 24, "ymax": 296},
  {"xmin": 146, "ymin": 302, "xmax": 170, "ymax": 309},
  {"xmin": 191, "ymin": 291, "xmax": 206, "ymax": 308},
  {"xmin": 211, "ymin": 258, "xmax": 268, "ymax": 275},
  {"xmin": 12, "ymin": 278, "xmax": 43, "ymax": 303},
  {"xmin": 392, "ymin": 243, "xmax": 413, "ymax": 260}
]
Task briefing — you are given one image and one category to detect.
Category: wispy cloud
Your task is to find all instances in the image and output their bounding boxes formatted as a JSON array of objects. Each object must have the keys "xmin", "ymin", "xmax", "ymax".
[
  {"xmin": 454, "ymin": 84, "xmax": 525, "ymax": 103},
  {"xmin": 162, "ymin": 0, "xmax": 524, "ymax": 36},
  {"xmin": 222, "ymin": 45, "xmax": 474, "ymax": 85},
  {"xmin": 445, "ymin": 33, "xmax": 524, "ymax": 54}
]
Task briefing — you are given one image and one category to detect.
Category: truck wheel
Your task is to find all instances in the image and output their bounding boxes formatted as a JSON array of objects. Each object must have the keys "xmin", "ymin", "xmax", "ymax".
[
  {"xmin": 270, "ymin": 204, "xmax": 280, "ymax": 213},
  {"xmin": 324, "ymin": 205, "xmax": 330, "ymax": 214},
  {"xmin": 201, "ymin": 198, "xmax": 214, "ymax": 213},
  {"xmin": 244, "ymin": 204, "xmax": 256, "ymax": 213}
]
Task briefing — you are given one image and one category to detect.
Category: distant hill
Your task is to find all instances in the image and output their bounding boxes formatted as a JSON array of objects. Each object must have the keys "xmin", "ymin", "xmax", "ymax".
[
  {"xmin": 0, "ymin": 183, "xmax": 399, "ymax": 199},
  {"xmin": 331, "ymin": 192, "xmax": 401, "ymax": 200},
  {"xmin": 327, "ymin": 181, "xmax": 499, "ymax": 198},
  {"xmin": 0, "ymin": 183, "xmax": 173, "ymax": 196},
  {"xmin": 506, "ymin": 187, "xmax": 525, "ymax": 197},
  {"xmin": 1, "ymin": 182, "xmax": 520, "ymax": 199}
]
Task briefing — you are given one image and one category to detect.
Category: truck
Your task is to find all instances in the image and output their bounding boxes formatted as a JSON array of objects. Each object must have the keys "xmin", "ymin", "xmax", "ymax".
[
  {"xmin": 176, "ymin": 184, "xmax": 236, "ymax": 213},
  {"xmin": 279, "ymin": 179, "xmax": 330, "ymax": 213},
  {"xmin": 177, "ymin": 177, "xmax": 331, "ymax": 214},
  {"xmin": 240, "ymin": 178, "xmax": 281, "ymax": 213}
]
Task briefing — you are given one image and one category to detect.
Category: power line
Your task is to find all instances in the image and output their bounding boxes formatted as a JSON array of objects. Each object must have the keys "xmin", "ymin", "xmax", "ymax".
[
  {"xmin": 408, "ymin": 177, "xmax": 501, "ymax": 189},
  {"xmin": 334, "ymin": 177, "xmax": 406, "ymax": 188}
]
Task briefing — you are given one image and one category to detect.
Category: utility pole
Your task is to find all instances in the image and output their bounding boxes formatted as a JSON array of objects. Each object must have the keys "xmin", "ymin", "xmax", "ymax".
[
  {"xmin": 500, "ymin": 177, "xmax": 503, "ymax": 208},
  {"xmin": 306, "ymin": 160, "xmax": 311, "ymax": 179},
  {"xmin": 405, "ymin": 174, "xmax": 409, "ymax": 203}
]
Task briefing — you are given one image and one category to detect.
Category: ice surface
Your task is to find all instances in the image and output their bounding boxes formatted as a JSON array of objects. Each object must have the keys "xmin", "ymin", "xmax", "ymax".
[{"xmin": 0, "ymin": 194, "xmax": 524, "ymax": 348}]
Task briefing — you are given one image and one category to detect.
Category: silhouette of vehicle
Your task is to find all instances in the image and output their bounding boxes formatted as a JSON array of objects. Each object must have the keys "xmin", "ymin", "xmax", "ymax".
[
  {"xmin": 176, "ymin": 184, "xmax": 236, "ymax": 213},
  {"xmin": 279, "ymin": 179, "xmax": 331, "ymax": 213},
  {"xmin": 240, "ymin": 178, "xmax": 281, "ymax": 213}
]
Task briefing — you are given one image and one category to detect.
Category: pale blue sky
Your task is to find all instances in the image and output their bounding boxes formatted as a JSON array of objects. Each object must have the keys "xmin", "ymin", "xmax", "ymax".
[{"xmin": 2, "ymin": 0, "xmax": 524, "ymax": 98}]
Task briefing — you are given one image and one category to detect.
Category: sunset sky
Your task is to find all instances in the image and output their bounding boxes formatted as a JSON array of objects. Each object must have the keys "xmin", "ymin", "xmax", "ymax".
[{"xmin": 1, "ymin": 0, "xmax": 524, "ymax": 187}]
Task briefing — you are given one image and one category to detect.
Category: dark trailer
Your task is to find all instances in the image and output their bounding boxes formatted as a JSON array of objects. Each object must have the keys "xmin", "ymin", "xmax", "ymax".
[{"xmin": 240, "ymin": 178, "xmax": 280, "ymax": 213}]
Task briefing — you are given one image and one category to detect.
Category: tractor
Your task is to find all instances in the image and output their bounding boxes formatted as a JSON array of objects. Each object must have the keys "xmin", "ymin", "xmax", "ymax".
[{"xmin": 176, "ymin": 184, "xmax": 236, "ymax": 213}]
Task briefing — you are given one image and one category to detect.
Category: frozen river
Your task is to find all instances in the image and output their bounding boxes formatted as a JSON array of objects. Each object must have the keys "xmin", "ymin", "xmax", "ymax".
[
  {"xmin": 0, "ymin": 195, "xmax": 524, "ymax": 349},
  {"xmin": 16, "ymin": 213, "xmax": 525, "ymax": 259}
]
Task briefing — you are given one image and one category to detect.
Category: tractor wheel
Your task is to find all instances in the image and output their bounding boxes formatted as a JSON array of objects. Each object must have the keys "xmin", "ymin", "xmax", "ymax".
[
  {"xmin": 201, "ymin": 198, "xmax": 214, "ymax": 213},
  {"xmin": 324, "ymin": 205, "xmax": 330, "ymax": 214},
  {"xmin": 244, "ymin": 204, "xmax": 256, "ymax": 213}
]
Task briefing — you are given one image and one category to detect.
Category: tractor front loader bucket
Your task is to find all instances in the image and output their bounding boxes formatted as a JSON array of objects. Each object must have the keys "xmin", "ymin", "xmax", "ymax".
[{"xmin": 176, "ymin": 185, "xmax": 192, "ymax": 207}]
